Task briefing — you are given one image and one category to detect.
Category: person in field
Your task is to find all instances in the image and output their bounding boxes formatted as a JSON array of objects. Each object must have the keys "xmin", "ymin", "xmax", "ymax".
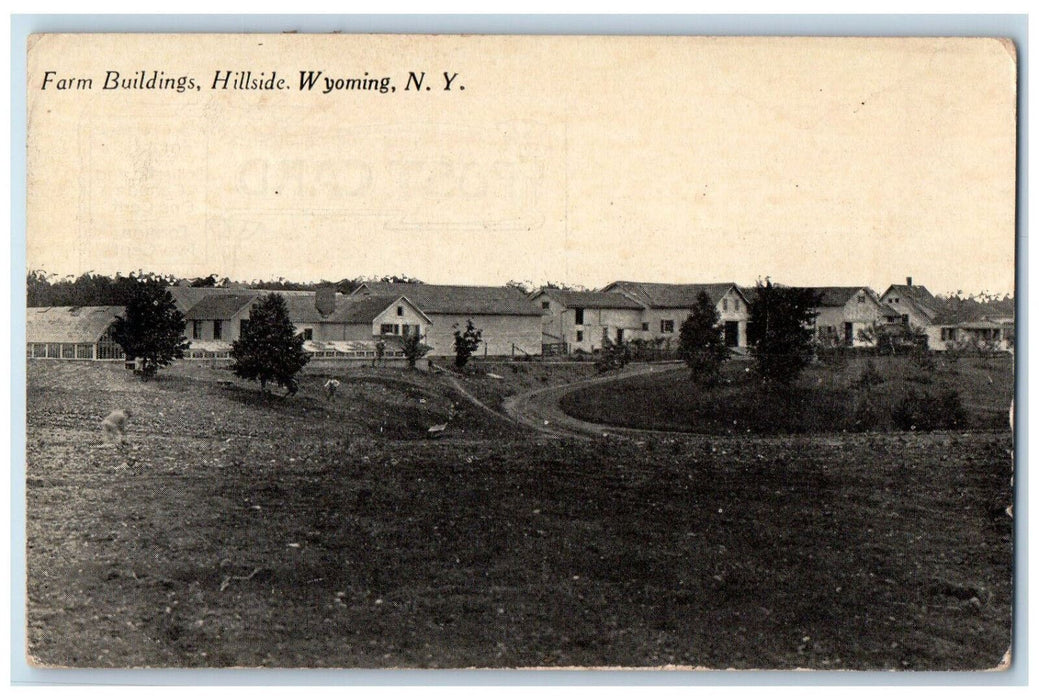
[
  {"xmin": 323, "ymin": 378, "xmax": 341, "ymax": 402},
  {"xmin": 101, "ymin": 409, "xmax": 131, "ymax": 446}
]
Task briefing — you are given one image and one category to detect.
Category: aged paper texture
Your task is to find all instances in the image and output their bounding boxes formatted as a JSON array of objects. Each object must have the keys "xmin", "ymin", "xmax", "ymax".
[{"xmin": 25, "ymin": 34, "xmax": 1016, "ymax": 670}]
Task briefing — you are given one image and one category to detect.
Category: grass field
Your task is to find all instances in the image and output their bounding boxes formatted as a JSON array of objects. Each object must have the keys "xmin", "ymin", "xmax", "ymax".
[
  {"xmin": 560, "ymin": 356, "xmax": 1014, "ymax": 435},
  {"xmin": 25, "ymin": 361, "xmax": 1013, "ymax": 669}
]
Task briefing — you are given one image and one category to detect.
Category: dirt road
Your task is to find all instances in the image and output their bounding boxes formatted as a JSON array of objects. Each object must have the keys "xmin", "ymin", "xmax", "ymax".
[{"xmin": 502, "ymin": 362, "xmax": 687, "ymax": 439}]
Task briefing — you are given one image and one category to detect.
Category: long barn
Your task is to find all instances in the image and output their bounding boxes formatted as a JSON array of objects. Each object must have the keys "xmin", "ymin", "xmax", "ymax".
[{"xmin": 350, "ymin": 282, "xmax": 543, "ymax": 357}]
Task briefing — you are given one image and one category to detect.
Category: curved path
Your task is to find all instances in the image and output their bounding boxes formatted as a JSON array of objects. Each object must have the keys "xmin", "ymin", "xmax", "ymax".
[{"xmin": 502, "ymin": 362, "xmax": 687, "ymax": 440}]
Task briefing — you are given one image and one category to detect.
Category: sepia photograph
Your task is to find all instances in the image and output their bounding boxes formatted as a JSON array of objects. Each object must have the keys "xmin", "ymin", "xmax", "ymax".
[{"xmin": 21, "ymin": 30, "xmax": 1017, "ymax": 671}]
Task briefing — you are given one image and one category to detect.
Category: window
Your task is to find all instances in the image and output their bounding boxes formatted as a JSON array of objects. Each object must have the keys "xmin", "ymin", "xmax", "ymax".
[
  {"xmin": 192, "ymin": 320, "xmax": 202, "ymax": 340},
  {"xmin": 734, "ymin": 299, "xmax": 740, "ymax": 311},
  {"xmin": 397, "ymin": 306, "xmax": 404, "ymax": 316},
  {"xmin": 941, "ymin": 328, "xmax": 957, "ymax": 341},
  {"xmin": 576, "ymin": 330, "xmax": 584, "ymax": 342},
  {"xmin": 642, "ymin": 322, "xmax": 649, "ymax": 331},
  {"xmin": 660, "ymin": 320, "xmax": 674, "ymax": 333},
  {"xmin": 213, "ymin": 320, "xmax": 223, "ymax": 340},
  {"xmin": 574, "ymin": 308, "xmax": 584, "ymax": 325},
  {"xmin": 722, "ymin": 299, "xmax": 728, "ymax": 311},
  {"xmin": 857, "ymin": 295, "xmax": 866, "ymax": 303},
  {"xmin": 62, "ymin": 344, "xmax": 76, "ymax": 359},
  {"xmin": 893, "ymin": 297, "xmax": 900, "ymax": 304},
  {"xmin": 240, "ymin": 319, "xmax": 250, "ymax": 336},
  {"xmin": 541, "ymin": 301, "xmax": 550, "ymax": 310},
  {"xmin": 299, "ymin": 328, "xmax": 313, "ymax": 341},
  {"xmin": 380, "ymin": 324, "xmax": 400, "ymax": 335}
]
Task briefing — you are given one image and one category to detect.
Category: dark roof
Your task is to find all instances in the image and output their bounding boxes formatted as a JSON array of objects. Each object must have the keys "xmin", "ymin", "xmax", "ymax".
[
  {"xmin": 183, "ymin": 294, "xmax": 259, "ymax": 320},
  {"xmin": 880, "ymin": 284, "xmax": 941, "ymax": 322},
  {"xmin": 26, "ymin": 306, "xmax": 123, "ymax": 344},
  {"xmin": 796, "ymin": 286, "xmax": 875, "ymax": 307},
  {"xmin": 535, "ymin": 289, "xmax": 644, "ymax": 310},
  {"xmin": 283, "ymin": 294, "xmax": 428, "ymax": 325},
  {"xmin": 882, "ymin": 283, "xmax": 938, "ymax": 307},
  {"xmin": 931, "ymin": 298, "xmax": 1016, "ymax": 326},
  {"xmin": 353, "ymin": 283, "xmax": 541, "ymax": 316},
  {"xmin": 168, "ymin": 286, "xmax": 257, "ymax": 313},
  {"xmin": 173, "ymin": 287, "xmax": 426, "ymax": 325},
  {"xmin": 600, "ymin": 281, "xmax": 743, "ymax": 308}
]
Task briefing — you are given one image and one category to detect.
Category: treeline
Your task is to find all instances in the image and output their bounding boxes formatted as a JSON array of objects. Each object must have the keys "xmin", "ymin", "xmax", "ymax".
[
  {"xmin": 26, "ymin": 270, "xmax": 1014, "ymax": 309},
  {"xmin": 25, "ymin": 271, "xmax": 426, "ymax": 307}
]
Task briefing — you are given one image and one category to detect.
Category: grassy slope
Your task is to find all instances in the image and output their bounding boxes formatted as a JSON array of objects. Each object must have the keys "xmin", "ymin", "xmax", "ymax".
[
  {"xmin": 25, "ymin": 363, "xmax": 1013, "ymax": 669},
  {"xmin": 560, "ymin": 356, "xmax": 1014, "ymax": 434}
]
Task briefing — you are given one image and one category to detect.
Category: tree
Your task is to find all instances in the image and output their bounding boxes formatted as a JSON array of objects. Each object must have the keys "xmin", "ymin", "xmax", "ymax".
[
  {"xmin": 230, "ymin": 293, "xmax": 310, "ymax": 395},
  {"xmin": 678, "ymin": 291, "xmax": 728, "ymax": 385},
  {"xmin": 595, "ymin": 338, "xmax": 630, "ymax": 373},
  {"xmin": 111, "ymin": 277, "xmax": 189, "ymax": 380},
  {"xmin": 453, "ymin": 320, "xmax": 483, "ymax": 369},
  {"xmin": 400, "ymin": 331, "xmax": 432, "ymax": 369},
  {"xmin": 746, "ymin": 280, "xmax": 819, "ymax": 385}
]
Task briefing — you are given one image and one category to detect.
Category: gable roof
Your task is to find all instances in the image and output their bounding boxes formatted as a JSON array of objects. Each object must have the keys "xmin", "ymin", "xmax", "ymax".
[
  {"xmin": 27, "ymin": 306, "xmax": 124, "ymax": 344},
  {"xmin": 173, "ymin": 287, "xmax": 431, "ymax": 326},
  {"xmin": 880, "ymin": 283, "xmax": 941, "ymax": 322},
  {"xmin": 284, "ymin": 294, "xmax": 431, "ymax": 325},
  {"xmin": 600, "ymin": 281, "xmax": 745, "ymax": 309},
  {"xmin": 796, "ymin": 286, "xmax": 876, "ymax": 308},
  {"xmin": 881, "ymin": 283, "xmax": 938, "ymax": 307},
  {"xmin": 183, "ymin": 294, "xmax": 259, "ymax": 320},
  {"xmin": 352, "ymin": 283, "xmax": 540, "ymax": 316},
  {"xmin": 534, "ymin": 289, "xmax": 644, "ymax": 310},
  {"xmin": 168, "ymin": 285, "xmax": 255, "ymax": 313}
]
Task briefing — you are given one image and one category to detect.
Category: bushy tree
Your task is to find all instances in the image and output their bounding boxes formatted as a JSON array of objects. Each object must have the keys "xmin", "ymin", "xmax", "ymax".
[
  {"xmin": 595, "ymin": 338, "xmax": 630, "ymax": 373},
  {"xmin": 453, "ymin": 320, "xmax": 483, "ymax": 369},
  {"xmin": 747, "ymin": 280, "xmax": 820, "ymax": 385},
  {"xmin": 400, "ymin": 331, "xmax": 432, "ymax": 369},
  {"xmin": 678, "ymin": 291, "xmax": 728, "ymax": 385},
  {"xmin": 111, "ymin": 278, "xmax": 189, "ymax": 380},
  {"xmin": 230, "ymin": 293, "xmax": 310, "ymax": 395}
]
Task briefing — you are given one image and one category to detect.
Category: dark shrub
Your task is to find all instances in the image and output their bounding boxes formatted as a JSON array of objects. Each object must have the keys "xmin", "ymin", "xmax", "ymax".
[
  {"xmin": 853, "ymin": 360, "xmax": 885, "ymax": 390},
  {"xmin": 892, "ymin": 389, "xmax": 967, "ymax": 431},
  {"xmin": 850, "ymin": 395, "xmax": 884, "ymax": 432}
]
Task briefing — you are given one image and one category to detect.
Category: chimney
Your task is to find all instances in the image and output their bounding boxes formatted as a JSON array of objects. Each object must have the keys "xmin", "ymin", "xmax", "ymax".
[
  {"xmin": 315, "ymin": 285, "xmax": 336, "ymax": 316},
  {"xmin": 906, "ymin": 276, "xmax": 913, "ymax": 287}
]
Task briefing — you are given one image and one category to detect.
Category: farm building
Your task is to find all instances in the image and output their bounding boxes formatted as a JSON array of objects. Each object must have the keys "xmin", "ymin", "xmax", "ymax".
[
  {"xmin": 598, "ymin": 281, "xmax": 751, "ymax": 349},
  {"xmin": 531, "ymin": 289, "xmax": 647, "ymax": 354},
  {"xmin": 351, "ymin": 282, "xmax": 542, "ymax": 356},
  {"xmin": 926, "ymin": 299, "xmax": 1015, "ymax": 352},
  {"xmin": 171, "ymin": 286, "xmax": 430, "ymax": 345},
  {"xmin": 183, "ymin": 293, "xmax": 256, "ymax": 342},
  {"xmin": 282, "ymin": 291, "xmax": 431, "ymax": 343},
  {"xmin": 880, "ymin": 277, "xmax": 941, "ymax": 329},
  {"xmin": 26, "ymin": 306, "xmax": 126, "ymax": 360},
  {"xmin": 796, "ymin": 286, "xmax": 901, "ymax": 347}
]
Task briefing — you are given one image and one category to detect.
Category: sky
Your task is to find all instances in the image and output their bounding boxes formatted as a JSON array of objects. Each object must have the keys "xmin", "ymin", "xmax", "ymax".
[{"xmin": 26, "ymin": 35, "xmax": 1018, "ymax": 296}]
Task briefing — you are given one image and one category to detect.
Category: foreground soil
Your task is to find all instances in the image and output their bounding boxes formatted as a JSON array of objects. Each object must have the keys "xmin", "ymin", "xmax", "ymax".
[{"xmin": 25, "ymin": 362, "xmax": 1013, "ymax": 669}]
